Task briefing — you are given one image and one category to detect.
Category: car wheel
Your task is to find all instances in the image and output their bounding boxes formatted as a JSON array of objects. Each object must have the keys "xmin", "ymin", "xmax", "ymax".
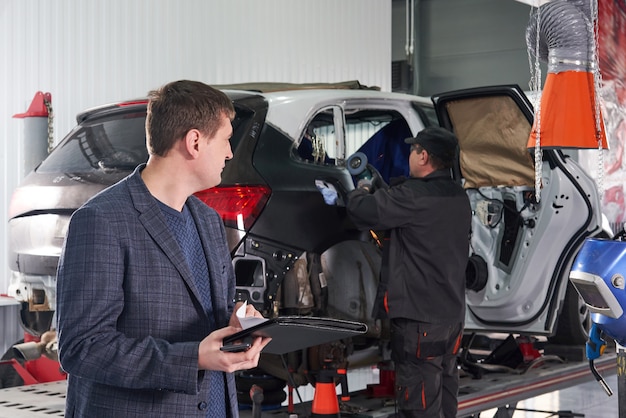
[
  {"xmin": 237, "ymin": 388, "xmax": 287, "ymax": 407},
  {"xmin": 235, "ymin": 371, "xmax": 287, "ymax": 407},
  {"xmin": 548, "ymin": 282, "xmax": 591, "ymax": 345},
  {"xmin": 235, "ymin": 371, "xmax": 286, "ymax": 393}
]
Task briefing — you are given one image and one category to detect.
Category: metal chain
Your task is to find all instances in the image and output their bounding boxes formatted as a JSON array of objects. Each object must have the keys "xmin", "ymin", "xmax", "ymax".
[
  {"xmin": 590, "ymin": 0, "xmax": 604, "ymax": 197},
  {"xmin": 528, "ymin": 5, "xmax": 543, "ymax": 203},
  {"xmin": 43, "ymin": 97, "xmax": 54, "ymax": 154}
]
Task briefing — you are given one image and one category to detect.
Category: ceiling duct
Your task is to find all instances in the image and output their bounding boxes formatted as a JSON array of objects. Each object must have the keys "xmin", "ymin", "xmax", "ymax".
[
  {"xmin": 525, "ymin": 0, "xmax": 608, "ymax": 203},
  {"xmin": 526, "ymin": 0, "xmax": 594, "ymax": 73}
]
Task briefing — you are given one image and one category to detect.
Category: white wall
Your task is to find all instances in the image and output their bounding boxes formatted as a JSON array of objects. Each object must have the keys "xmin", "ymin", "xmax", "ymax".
[{"xmin": 0, "ymin": 0, "xmax": 391, "ymax": 354}]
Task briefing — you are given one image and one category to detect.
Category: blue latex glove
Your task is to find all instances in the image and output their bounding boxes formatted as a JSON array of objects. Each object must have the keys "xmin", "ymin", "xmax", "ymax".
[{"xmin": 315, "ymin": 180, "xmax": 338, "ymax": 205}]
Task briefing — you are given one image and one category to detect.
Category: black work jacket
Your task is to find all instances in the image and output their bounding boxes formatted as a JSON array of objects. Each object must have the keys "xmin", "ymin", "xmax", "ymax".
[{"xmin": 346, "ymin": 169, "xmax": 471, "ymax": 323}]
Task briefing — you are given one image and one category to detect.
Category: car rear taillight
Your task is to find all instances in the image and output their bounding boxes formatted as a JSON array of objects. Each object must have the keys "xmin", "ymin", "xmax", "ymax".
[
  {"xmin": 194, "ymin": 185, "xmax": 270, "ymax": 230},
  {"xmin": 117, "ymin": 100, "xmax": 149, "ymax": 107}
]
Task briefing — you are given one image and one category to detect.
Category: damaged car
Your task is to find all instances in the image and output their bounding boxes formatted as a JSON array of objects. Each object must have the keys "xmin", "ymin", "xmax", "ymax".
[{"xmin": 6, "ymin": 82, "xmax": 608, "ymax": 395}]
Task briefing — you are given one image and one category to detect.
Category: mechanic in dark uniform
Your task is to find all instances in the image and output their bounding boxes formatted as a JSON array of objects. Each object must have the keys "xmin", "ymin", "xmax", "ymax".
[{"xmin": 346, "ymin": 126, "xmax": 471, "ymax": 418}]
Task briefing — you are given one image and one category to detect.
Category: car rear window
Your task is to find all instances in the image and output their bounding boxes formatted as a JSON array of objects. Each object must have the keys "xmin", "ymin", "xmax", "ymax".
[
  {"xmin": 37, "ymin": 106, "xmax": 252, "ymax": 174},
  {"xmin": 37, "ymin": 112, "xmax": 148, "ymax": 173}
]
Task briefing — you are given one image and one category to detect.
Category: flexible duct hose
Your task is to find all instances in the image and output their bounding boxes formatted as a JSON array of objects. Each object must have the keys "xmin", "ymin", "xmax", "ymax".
[
  {"xmin": 526, "ymin": 0, "xmax": 595, "ymax": 73},
  {"xmin": 525, "ymin": 0, "xmax": 605, "ymax": 202}
]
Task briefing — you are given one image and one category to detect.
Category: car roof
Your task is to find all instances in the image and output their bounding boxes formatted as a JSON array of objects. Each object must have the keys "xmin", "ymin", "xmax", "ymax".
[
  {"xmin": 77, "ymin": 82, "xmax": 432, "ymax": 142},
  {"xmin": 254, "ymin": 88, "xmax": 431, "ymax": 142}
]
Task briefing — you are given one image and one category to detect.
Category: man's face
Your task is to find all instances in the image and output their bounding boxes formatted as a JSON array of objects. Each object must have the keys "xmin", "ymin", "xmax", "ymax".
[
  {"xmin": 408, "ymin": 145, "xmax": 427, "ymax": 178},
  {"xmin": 200, "ymin": 114, "xmax": 233, "ymax": 189}
]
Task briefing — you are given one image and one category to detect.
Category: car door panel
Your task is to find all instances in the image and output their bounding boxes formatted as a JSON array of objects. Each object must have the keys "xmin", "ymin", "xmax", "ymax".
[{"xmin": 432, "ymin": 85, "xmax": 603, "ymax": 335}]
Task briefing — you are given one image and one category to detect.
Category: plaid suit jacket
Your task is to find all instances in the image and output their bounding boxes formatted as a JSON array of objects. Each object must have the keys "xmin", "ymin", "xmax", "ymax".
[{"xmin": 57, "ymin": 165, "xmax": 238, "ymax": 417}]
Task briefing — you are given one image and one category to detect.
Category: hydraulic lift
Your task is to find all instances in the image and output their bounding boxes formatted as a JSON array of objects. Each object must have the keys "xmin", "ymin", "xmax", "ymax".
[
  {"xmin": 314, "ymin": 350, "xmax": 618, "ymax": 418},
  {"xmin": 456, "ymin": 350, "xmax": 617, "ymax": 417},
  {"xmin": 0, "ymin": 346, "xmax": 618, "ymax": 418}
]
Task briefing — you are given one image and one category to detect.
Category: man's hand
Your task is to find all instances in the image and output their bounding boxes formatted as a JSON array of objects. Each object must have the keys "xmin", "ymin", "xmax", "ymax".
[
  {"xmin": 355, "ymin": 165, "xmax": 388, "ymax": 194},
  {"xmin": 315, "ymin": 180, "xmax": 339, "ymax": 205},
  {"xmin": 229, "ymin": 301, "xmax": 264, "ymax": 328},
  {"xmin": 198, "ymin": 326, "xmax": 271, "ymax": 373},
  {"xmin": 367, "ymin": 164, "xmax": 388, "ymax": 190},
  {"xmin": 357, "ymin": 177, "xmax": 373, "ymax": 192}
]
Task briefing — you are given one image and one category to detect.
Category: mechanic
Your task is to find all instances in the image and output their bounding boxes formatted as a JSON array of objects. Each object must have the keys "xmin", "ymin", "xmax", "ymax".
[
  {"xmin": 56, "ymin": 80, "xmax": 270, "ymax": 417},
  {"xmin": 346, "ymin": 126, "xmax": 471, "ymax": 418}
]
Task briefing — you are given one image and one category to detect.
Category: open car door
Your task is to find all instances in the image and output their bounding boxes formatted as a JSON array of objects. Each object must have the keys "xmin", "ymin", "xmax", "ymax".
[{"xmin": 432, "ymin": 85, "xmax": 606, "ymax": 343}]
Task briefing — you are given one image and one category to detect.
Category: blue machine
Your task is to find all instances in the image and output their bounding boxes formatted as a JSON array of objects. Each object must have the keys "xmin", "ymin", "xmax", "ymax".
[
  {"xmin": 569, "ymin": 237, "xmax": 626, "ymax": 396},
  {"xmin": 570, "ymin": 238, "xmax": 626, "ymax": 345}
]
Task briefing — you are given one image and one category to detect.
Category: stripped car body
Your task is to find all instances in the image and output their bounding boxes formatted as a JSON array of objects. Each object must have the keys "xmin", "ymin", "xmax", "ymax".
[{"xmin": 7, "ymin": 83, "xmax": 607, "ymax": 387}]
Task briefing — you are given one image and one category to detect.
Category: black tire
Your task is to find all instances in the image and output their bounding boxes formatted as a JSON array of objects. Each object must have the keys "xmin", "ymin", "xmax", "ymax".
[
  {"xmin": 235, "ymin": 372, "xmax": 286, "ymax": 393},
  {"xmin": 548, "ymin": 282, "xmax": 591, "ymax": 345},
  {"xmin": 237, "ymin": 388, "xmax": 287, "ymax": 406}
]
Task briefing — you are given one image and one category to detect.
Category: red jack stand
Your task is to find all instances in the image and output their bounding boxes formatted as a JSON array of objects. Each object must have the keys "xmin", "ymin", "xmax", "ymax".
[
  {"xmin": 516, "ymin": 336, "xmax": 541, "ymax": 363},
  {"xmin": 311, "ymin": 363, "xmax": 350, "ymax": 417},
  {"xmin": 0, "ymin": 359, "xmax": 39, "ymax": 385},
  {"xmin": 11, "ymin": 332, "xmax": 67, "ymax": 384},
  {"xmin": 366, "ymin": 361, "xmax": 396, "ymax": 398}
]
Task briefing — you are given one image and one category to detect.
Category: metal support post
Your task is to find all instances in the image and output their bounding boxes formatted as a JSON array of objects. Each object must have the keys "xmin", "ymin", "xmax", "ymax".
[{"xmin": 618, "ymin": 345, "xmax": 626, "ymax": 418}]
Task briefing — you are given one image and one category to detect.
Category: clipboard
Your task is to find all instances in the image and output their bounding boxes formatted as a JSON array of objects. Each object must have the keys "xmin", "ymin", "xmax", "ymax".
[{"xmin": 222, "ymin": 316, "xmax": 368, "ymax": 355}]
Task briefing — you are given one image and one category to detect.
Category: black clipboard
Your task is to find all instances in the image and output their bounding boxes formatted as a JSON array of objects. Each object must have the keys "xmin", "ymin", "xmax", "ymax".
[{"xmin": 223, "ymin": 316, "xmax": 368, "ymax": 355}]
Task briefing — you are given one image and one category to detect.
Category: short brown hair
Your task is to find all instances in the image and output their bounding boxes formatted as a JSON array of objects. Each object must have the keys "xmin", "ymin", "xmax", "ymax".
[{"xmin": 145, "ymin": 80, "xmax": 235, "ymax": 156}]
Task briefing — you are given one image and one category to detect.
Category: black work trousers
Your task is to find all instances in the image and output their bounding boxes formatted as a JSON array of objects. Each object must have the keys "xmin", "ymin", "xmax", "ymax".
[{"xmin": 390, "ymin": 318, "xmax": 463, "ymax": 418}]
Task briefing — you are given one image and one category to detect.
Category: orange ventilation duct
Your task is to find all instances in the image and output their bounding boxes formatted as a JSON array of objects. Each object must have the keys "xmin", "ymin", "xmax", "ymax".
[
  {"xmin": 526, "ymin": 0, "xmax": 607, "ymax": 150},
  {"xmin": 530, "ymin": 71, "xmax": 607, "ymax": 149}
]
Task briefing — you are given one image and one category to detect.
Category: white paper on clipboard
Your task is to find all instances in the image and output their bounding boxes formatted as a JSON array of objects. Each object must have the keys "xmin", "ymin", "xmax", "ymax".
[{"xmin": 236, "ymin": 301, "xmax": 269, "ymax": 329}]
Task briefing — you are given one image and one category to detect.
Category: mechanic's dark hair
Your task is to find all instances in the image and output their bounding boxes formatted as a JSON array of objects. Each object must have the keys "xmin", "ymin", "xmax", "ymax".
[{"xmin": 146, "ymin": 80, "xmax": 235, "ymax": 156}]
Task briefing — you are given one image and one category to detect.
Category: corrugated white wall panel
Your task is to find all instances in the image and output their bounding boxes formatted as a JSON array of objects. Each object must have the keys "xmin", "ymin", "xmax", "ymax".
[
  {"xmin": 0, "ymin": 303, "xmax": 21, "ymax": 358},
  {"xmin": 0, "ymin": 1, "xmax": 391, "ymax": 349}
]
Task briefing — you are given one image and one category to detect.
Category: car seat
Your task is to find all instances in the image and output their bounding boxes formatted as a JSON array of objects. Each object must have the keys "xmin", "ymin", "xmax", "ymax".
[{"xmin": 356, "ymin": 118, "xmax": 412, "ymax": 184}]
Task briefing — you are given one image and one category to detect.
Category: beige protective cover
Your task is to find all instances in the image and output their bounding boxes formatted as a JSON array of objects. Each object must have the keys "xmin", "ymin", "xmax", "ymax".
[{"xmin": 446, "ymin": 95, "xmax": 535, "ymax": 189}]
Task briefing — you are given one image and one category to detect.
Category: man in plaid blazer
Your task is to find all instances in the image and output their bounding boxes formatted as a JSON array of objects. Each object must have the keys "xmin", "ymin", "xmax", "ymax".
[{"xmin": 56, "ymin": 80, "xmax": 269, "ymax": 417}]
